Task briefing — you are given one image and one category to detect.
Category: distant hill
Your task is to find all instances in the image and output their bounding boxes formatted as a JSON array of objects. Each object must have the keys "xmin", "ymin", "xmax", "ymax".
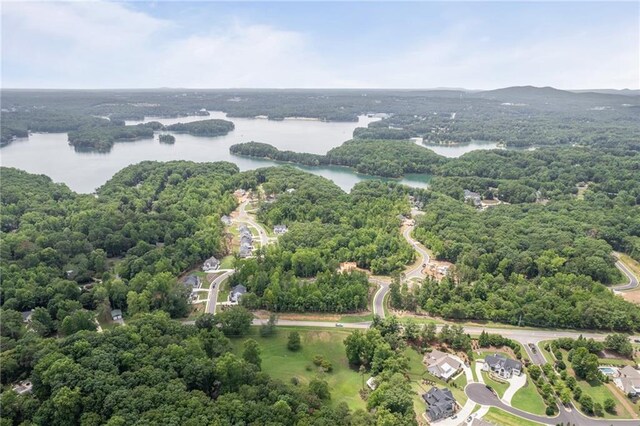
[
  {"xmin": 571, "ymin": 89, "xmax": 640, "ymax": 96},
  {"xmin": 472, "ymin": 85, "xmax": 638, "ymax": 109}
]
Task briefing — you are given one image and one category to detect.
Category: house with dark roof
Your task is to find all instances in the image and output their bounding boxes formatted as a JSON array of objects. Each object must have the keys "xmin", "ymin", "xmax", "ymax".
[
  {"xmin": 184, "ymin": 274, "xmax": 201, "ymax": 289},
  {"xmin": 21, "ymin": 310, "xmax": 33, "ymax": 323},
  {"xmin": 110, "ymin": 309, "xmax": 123, "ymax": 321},
  {"xmin": 483, "ymin": 354, "xmax": 522, "ymax": 379},
  {"xmin": 230, "ymin": 285, "xmax": 247, "ymax": 303},
  {"xmin": 240, "ymin": 234, "xmax": 253, "ymax": 246},
  {"xmin": 615, "ymin": 366, "xmax": 640, "ymax": 396},
  {"xmin": 202, "ymin": 256, "xmax": 220, "ymax": 272},
  {"xmin": 422, "ymin": 387, "xmax": 457, "ymax": 421}
]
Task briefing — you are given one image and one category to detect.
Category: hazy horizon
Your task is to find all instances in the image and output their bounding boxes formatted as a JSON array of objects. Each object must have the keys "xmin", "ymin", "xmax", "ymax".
[{"xmin": 2, "ymin": 1, "xmax": 638, "ymax": 90}]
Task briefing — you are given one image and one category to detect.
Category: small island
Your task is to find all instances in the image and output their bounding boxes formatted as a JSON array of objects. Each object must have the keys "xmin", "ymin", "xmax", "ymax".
[
  {"xmin": 165, "ymin": 119, "xmax": 234, "ymax": 136},
  {"xmin": 158, "ymin": 134, "xmax": 176, "ymax": 144}
]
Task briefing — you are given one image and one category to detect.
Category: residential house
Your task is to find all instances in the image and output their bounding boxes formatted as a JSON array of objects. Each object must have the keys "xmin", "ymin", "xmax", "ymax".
[
  {"xmin": 239, "ymin": 242, "xmax": 253, "ymax": 258},
  {"xmin": 463, "ymin": 190, "xmax": 482, "ymax": 207},
  {"xmin": 366, "ymin": 376, "xmax": 377, "ymax": 390},
  {"xmin": 614, "ymin": 366, "xmax": 640, "ymax": 396},
  {"xmin": 239, "ymin": 225, "xmax": 252, "ymax": 238},
  {"xmin": 21, "ymin": 310, "xmax": 33, "ymax": 323},
  {"xmin": 483, "ymin": 354, "xmax": 522, "ymax": 379},
  {"xmin": 202, "ymin": 256, "xmax": 220, "ymax": 272},
  {"xmin": 12, "ymin": 381, "xmax": 33, "ymax": 395},
  {"xmin": 424, "ymin": 350, "xmax": 462, "ymax": 381},
  {"xmin": 230, "ymin": 285, "xmax": 247, "ymax": 303},
  {"xmin": 221, "ymin": 215, "xmax": 232, "ymax": 226},
  {"xmin": 240, "ymin": 234, "xmax": 253, "ymax": 246},
  {"xmin": 422, "ymin": 387, "xmax": 457, "ymax": 422},
  {"xmin": 110, "ymin": 309, "xmax": 123, "ymax": 321},
  {"xmin": 338, "ymin": 262, "xmax": 358, "ymax": 273},
  {"xmin": 273, "ymin": 224, "xmax": 288, "ymax": 235},
  {"xmin": 184, "ymin": 274, "xmax": 201, "ymax": 289}
]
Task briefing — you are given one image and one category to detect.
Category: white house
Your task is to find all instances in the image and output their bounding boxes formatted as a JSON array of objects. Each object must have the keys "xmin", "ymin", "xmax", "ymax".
[
  {"xmin": 614, "ymin": 366, "xmax": 640, "ymax": 396},
  {"xmin": 483, "ymin": 354, "xmax": 522, "ymax": 379}
]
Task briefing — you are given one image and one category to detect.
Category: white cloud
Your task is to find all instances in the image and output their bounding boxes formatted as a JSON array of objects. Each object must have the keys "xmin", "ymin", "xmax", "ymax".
[{"xmin": 1, "ymin": 2, "xmax": 638, "ymax": 89}]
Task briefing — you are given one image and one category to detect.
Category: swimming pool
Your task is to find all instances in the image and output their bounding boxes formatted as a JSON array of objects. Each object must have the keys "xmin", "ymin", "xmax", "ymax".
[{"xmin": 598, "ymin": 367, "xmax": 618, "ymax": 376}]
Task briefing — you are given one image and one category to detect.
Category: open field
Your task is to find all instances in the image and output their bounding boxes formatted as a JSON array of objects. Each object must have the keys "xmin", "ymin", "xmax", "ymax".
[{"xmin": 229, "ymin": 327, "xmax": 365, "ymax": 410}]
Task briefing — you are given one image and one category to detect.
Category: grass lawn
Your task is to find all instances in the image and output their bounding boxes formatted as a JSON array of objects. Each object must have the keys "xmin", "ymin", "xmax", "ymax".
[
  {"xmin": 217, "ymin": 278, "xmax": 231, "ymax": 303},
  {"xmin": 338, "ymin": 313, "xmax": 373, "ymax": 323},
  {"xmin": 575, "ymin": 379, "xmax": 633, "ymax": 419},
  {"xmin": 481, "ymin": 371, "xmax": 509, "ymax": 399},
  {"xmin": 483, "ymin": 407, "xmax": 544, "ymax": 426},
  {"xmin": 229, "ymin": 327, "xmax": 365, "ymax": 410},
  {"xmin": 511, "ymin": 378, "xmax": 547, "ymax": 415},
  {"xmin": 220, "ymin": 255, "xmax": 235, "ymax": 269}
]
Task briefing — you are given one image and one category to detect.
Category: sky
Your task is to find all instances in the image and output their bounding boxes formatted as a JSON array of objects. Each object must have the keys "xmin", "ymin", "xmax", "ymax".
[{"xmin": 1, "ymin": 1, "xmax": 638, "ymax": 90}]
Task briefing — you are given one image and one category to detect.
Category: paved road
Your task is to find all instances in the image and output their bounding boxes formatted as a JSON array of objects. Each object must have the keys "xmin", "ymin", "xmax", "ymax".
[
  {"xmin": 466, "ymin": 383, "xmax": 640, "ymax": 426},
  {"xmin": 371, "ymin": 279, "xmax": 389, "ymax": 318},
  {"xmin": 402, "ymin": 224, "xmax": 429, "ymax": 280},
  {"xmin": 205, "ymin": 270, "xmax": 234, "ymax": 314},
  {"xmin": 613, "ymin": 257, "xmax": 639, "ymax": 291},
  {"xmin": 237, "ymin": 200, "xmax": 270, "ymax": 247}
]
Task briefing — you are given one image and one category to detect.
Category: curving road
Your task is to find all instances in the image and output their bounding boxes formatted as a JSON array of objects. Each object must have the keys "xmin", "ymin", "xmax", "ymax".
[
  {"xmin": 237, "ymin": 199, "xmax": 270, "ymax": 247},
  {"xmin": 466, "ymin": 383, "xmax": 640, "ymax": 426},
  {"xmin": 402, "ymin": 223, "xmax": 430, "ymax": 280},
  {"xmin": 371, "ymin": 278, "xmax": 389, "ymax": 318},
  {"xmin": 613, "ymin": 256, "xmax": 639, "ymax": 291},
  {"xmin": 205, "ymin": 270, "xmax": 234, "ymax": 314}
]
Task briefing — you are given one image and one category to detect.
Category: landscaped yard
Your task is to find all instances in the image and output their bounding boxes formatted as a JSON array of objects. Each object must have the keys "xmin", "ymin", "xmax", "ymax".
[
  {"xmin": 481, "ymin": 371, "xmax": 510, "ymax": 398},
  {"xmin": 483, "ymin": 407, "xmax": 543, "ymax": 426},
  {"xmin": 229, "ymin": 327, "xmax": 365, "ymax": 410},
  {"xmin": 575, "ymin": 379, "xmax": 634, "ymax": 419},
  {"xmin": 511, "ymin": 377, "xmax": 547, "ymax": 415}
]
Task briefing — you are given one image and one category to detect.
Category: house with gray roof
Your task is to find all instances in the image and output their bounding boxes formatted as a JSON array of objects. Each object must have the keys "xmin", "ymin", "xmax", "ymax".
[
  {"xmin": 230, "ymin": 285, "xmax": 247, "ymax": 303},
  {"xmin": 240, "ymin": 234, "xmax": 253, "ymax": 246},
  {"xmin": 110, "ymin": 309, "xmax": 123, "ymax": 321},
  {"xmin": 422, "ymin": 387, "xmax": 457, "ymax": 421},
  {"xmin": 614, "ymin": 366, "xmax": 640, "ymax": 396},
  {"xmin": 464, "ymin": 189, "xmax": 482, "ymax": 207},
  {"xmin": 273, "ymin": 224, "xmax": 288, "ymax": 235},
  {"xmin": 424, "ymin": 350, "xmax": 462, "ymax": 381},
  {"xmin": 483, "ymin": 353, "xmax": 522, "ymax": 379},
  {"xmin": 221, "ymin": 215, "xmax": 232, "ymax": 226},
  {"xmin": 239, "ymin": 242, "xmax": 253, "ymax": 258},
  {"xmin": 202, "ymin": 256, "xmax": 220, "ymax": 272}
]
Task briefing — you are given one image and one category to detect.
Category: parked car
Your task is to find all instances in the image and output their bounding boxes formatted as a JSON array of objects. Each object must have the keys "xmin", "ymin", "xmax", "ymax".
[
  {"xmin": 335, "ymin": 323, "xmax": 344, "ymax": 327},
  {"xmin": 422, "ymin": 263, "xmax": 426, "ymax": 267}
]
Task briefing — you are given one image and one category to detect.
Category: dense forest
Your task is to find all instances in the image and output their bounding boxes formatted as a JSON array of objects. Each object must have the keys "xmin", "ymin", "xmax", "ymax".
[
  {"xmin": 1, "ymin": 310, "xmax": 389, "ymax": 425},
  {"xmin": 165, "ymin": 119, "xmax": 235, "ymax": 137},
  {"xmin": 229, "ymin": 168, "xmax": 418, "ymax": 312},
  {"xmin": 2, "ymin": 88, "xmax": 638, "ymax": 151},
  {"xmin": 231, "ymin": 139, "xmax": 445, "ymax": 177}
]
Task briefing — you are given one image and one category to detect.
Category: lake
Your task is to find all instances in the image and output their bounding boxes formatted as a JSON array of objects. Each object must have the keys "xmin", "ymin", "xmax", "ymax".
[{"xmin": 1, "ymin": 111, "xmax": 498, "ymax": 193}]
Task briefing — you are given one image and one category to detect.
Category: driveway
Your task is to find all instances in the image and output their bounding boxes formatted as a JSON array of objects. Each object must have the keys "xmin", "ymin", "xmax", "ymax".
[
  {"xmin": 501, "ymin": 372, "xmax": 526, "ymax": 405},
  {"xmin": 465, "ymin": 383, "xmax": 640, "ymax": 426}
]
